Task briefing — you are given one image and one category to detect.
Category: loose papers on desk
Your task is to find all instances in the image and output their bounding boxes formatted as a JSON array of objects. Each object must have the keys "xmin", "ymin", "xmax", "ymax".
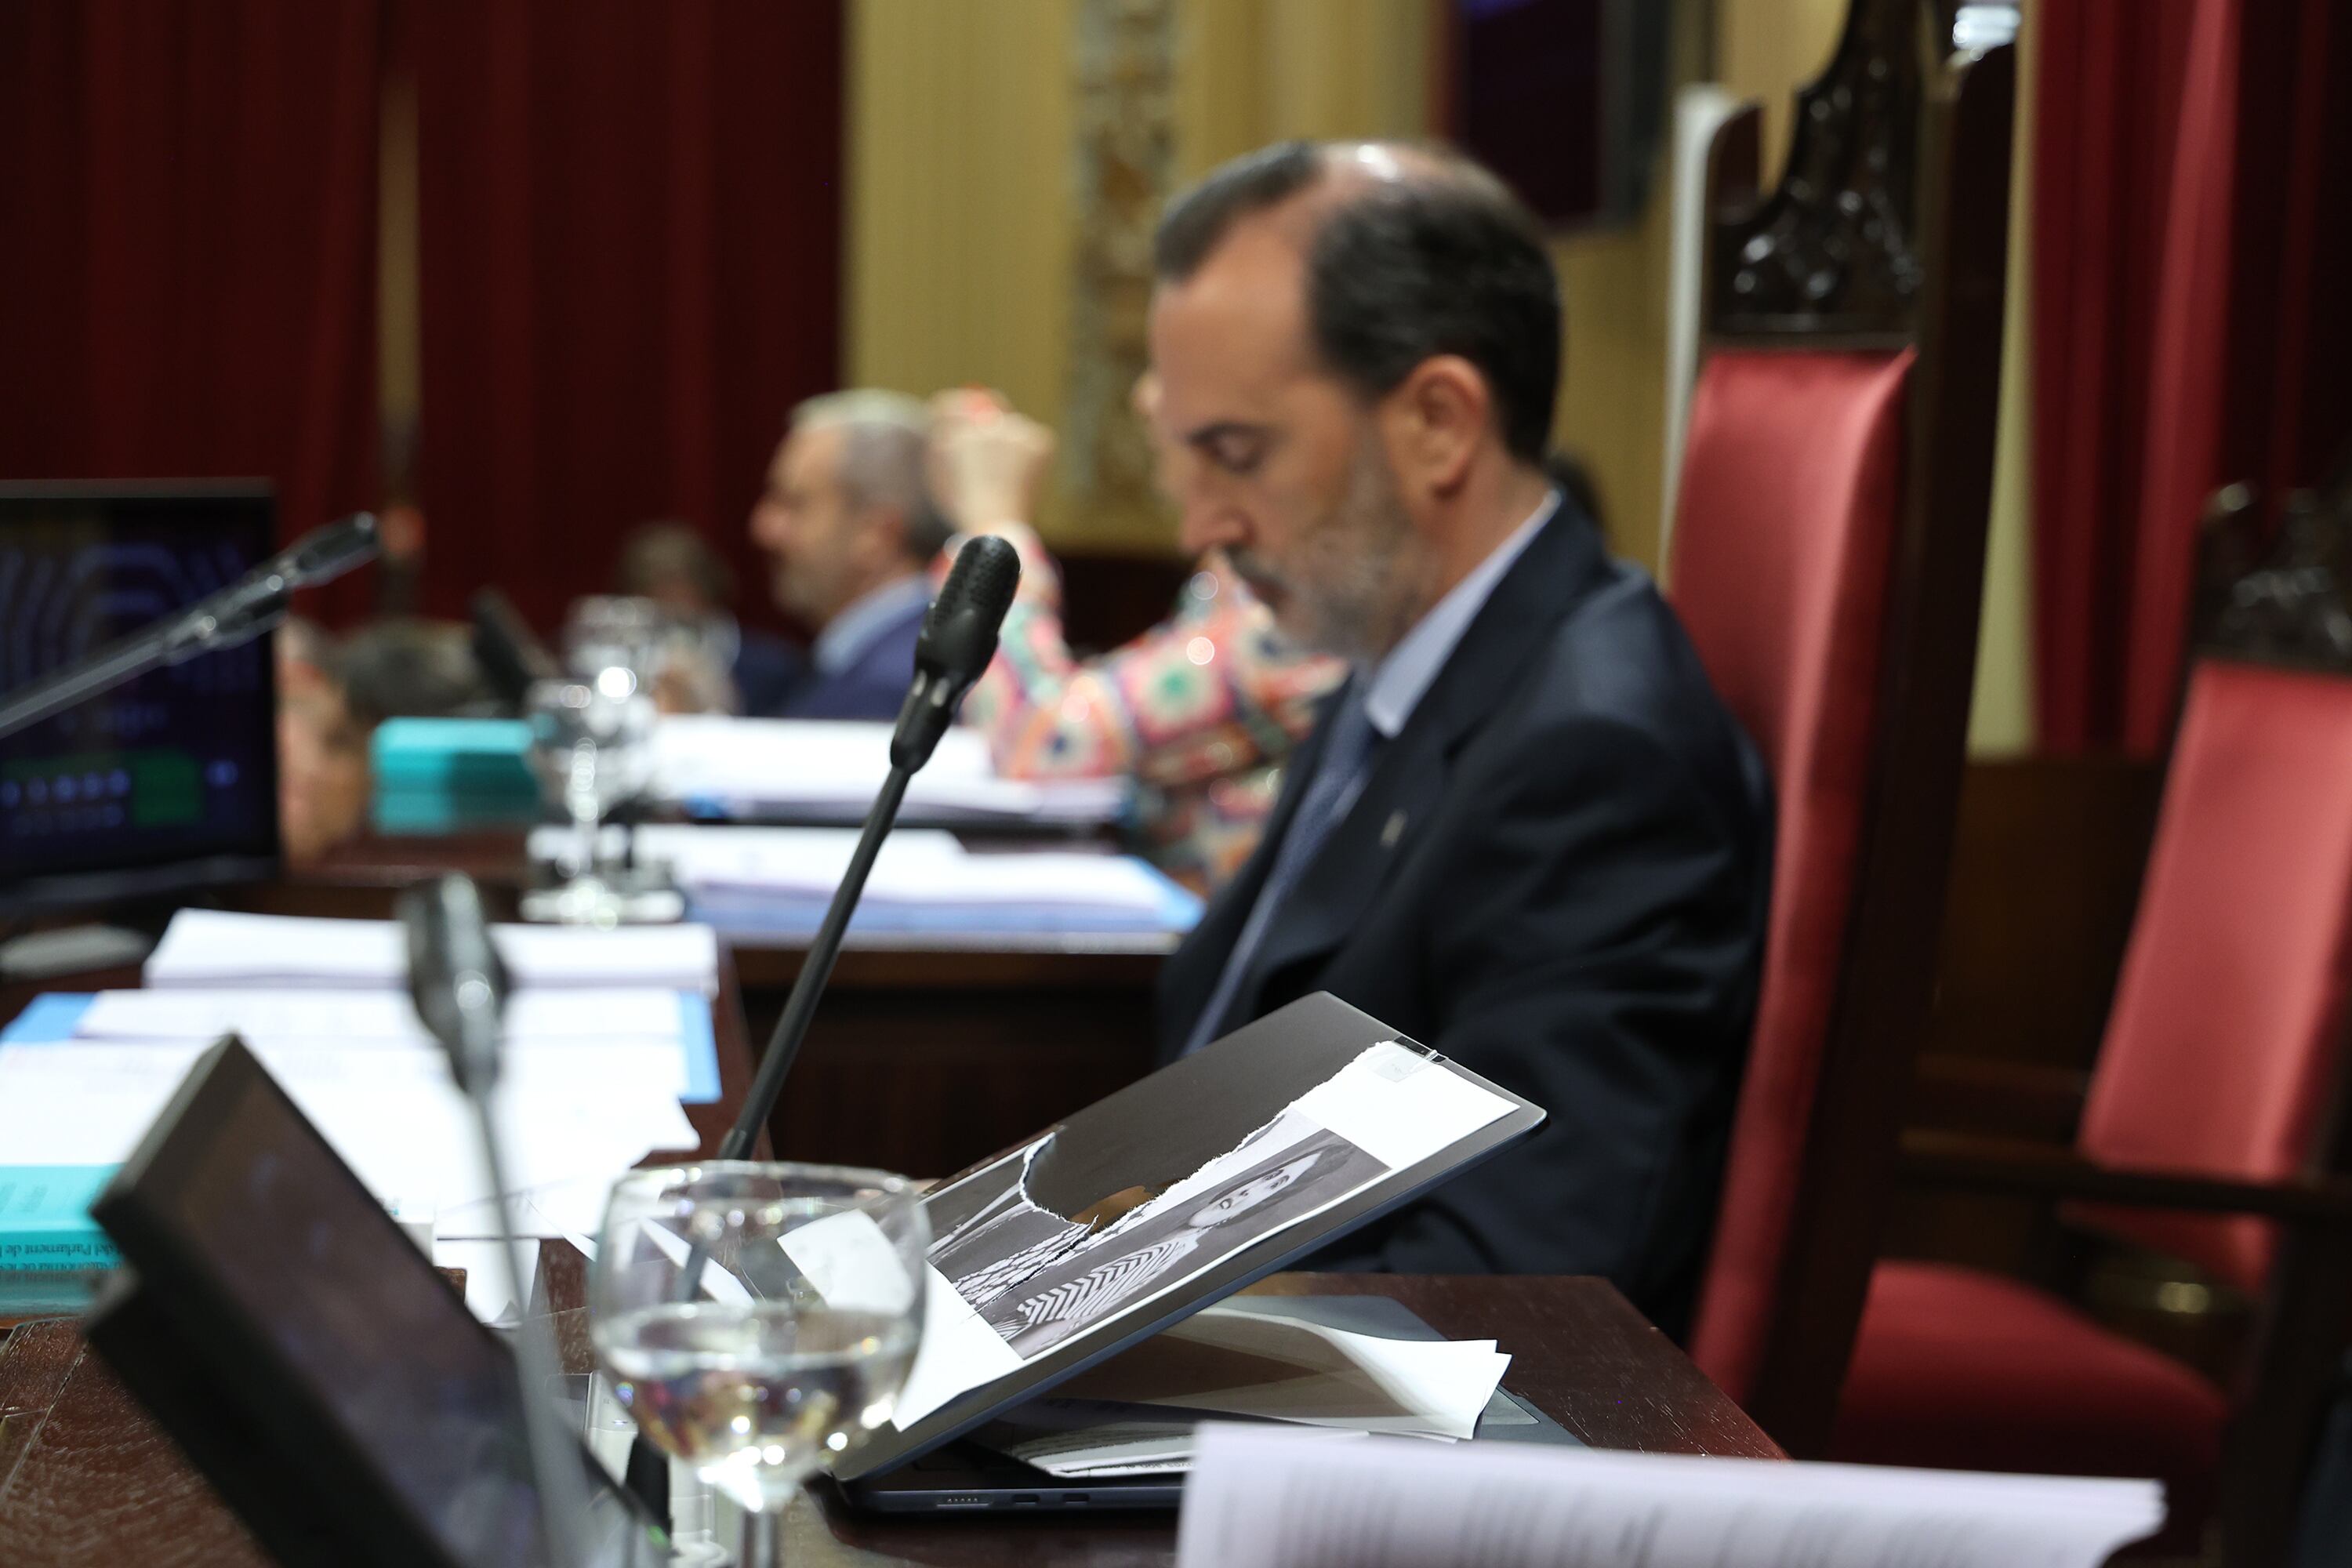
[
  {"xmin": 0, "ymin": 1037, "xmax": 697, "ymax": 1228},
  {"xmin": 537, "ymin": 824, "xmax": 1203, "ymax": 938},
  {"xmin": 143, "ymin": 909, "xmax": 720, "ymax": 993},
  {"xmin": 973, "ymin": 1304, "xmax": 1513, "ymax": 1478},
  {"xmin": 1177, "ymin": 1424, "xmax": 2168, "ymax": 1568},
  {"xmin": 652, "ymin": 716, "xmax": 1125, "ymax": 826}
]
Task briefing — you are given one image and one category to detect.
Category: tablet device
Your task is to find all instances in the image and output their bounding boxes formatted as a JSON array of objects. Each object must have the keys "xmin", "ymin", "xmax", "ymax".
[
  {"xmin": 837, "ymin": 993, "xmax": 1547, "ymax": 1492},
  {"xmin": 82, "ymin": 1034, "xmax": 667, "ymax": 1568}
]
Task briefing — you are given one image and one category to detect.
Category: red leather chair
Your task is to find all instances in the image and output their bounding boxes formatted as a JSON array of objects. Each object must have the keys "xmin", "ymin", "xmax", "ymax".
[
  {"xmin": 1658, "ymin": 2, "xmax": 2016, "ymax": 1457},
  {"xmin": 1671, "ymin": 347, "xmax": 1910, "ymax": 1403},
  {"xmin": 1835, "ymin": 636, "xmax": 2352, "ymax": 1563}
]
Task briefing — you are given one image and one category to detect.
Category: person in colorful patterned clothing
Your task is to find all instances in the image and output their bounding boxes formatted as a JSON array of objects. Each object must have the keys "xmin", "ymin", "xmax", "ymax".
[{"xmin": 929, "ymin": 387, "xmax": 1345, "ymax": 892}]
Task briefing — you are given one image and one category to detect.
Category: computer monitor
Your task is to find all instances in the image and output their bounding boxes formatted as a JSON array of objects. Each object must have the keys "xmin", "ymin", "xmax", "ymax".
[{"xmin": 0, "ymin": 483, "xmax": 281, "ymax": 908}]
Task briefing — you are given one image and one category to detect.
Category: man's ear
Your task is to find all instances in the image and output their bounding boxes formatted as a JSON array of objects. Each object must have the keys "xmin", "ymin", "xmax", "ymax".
[
  {"xmin": 854, "ymin": 504, "xmax": 910, "ymax": 571},
  {"xmin": 1381, "ymin": 355, "xmax": 1489, "ymax": 500}
]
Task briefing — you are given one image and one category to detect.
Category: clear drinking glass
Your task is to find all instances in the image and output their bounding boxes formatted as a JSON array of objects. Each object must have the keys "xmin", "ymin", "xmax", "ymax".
[
  {"xmin": 590, "ymin": 1163, "xmax": 930, "ymax": 1567},
  {"xmin": 564, "ymin": 596, "xmax": 670, "ymax": 688},
  {"xmin": 524, "ymin": 675, "xmax": 657, "ymax": 924}
]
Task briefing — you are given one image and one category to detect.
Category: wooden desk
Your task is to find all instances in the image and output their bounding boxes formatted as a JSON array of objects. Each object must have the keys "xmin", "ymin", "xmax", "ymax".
[
  {"xmin": 0, "ymin": 919, "xmax": 1778, "ymax": 1566},
  {"xmin": 0, "ymin": 1271, "xmax": 1777, "ymax": 1568},
  {"xmin": 246, "ymin": 830, "xmax": 1169, "ymax": 1176}
]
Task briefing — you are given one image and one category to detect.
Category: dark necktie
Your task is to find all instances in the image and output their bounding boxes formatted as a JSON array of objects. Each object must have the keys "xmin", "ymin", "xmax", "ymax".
[{"xmin": 1178, "ymin": 682, "xmax": 1383, "ymax": 1057}]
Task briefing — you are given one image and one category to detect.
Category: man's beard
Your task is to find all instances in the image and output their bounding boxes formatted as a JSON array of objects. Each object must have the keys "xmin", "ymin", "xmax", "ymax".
[{"xmin": 1237, "ymin": 437, "xmax": 1428, "ymax": 666}]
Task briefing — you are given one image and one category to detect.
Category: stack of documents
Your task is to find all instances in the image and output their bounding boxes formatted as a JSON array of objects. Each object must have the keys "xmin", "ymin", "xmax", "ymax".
[
  {"xmin": 541, "ymin": 824, "xmax": 1203, "ymax": 940},
  {"xmin": 0, "ymin": 911, "xmax": 724, "ymax": 1274},
  {"xmin": 1178, "ymin": 1424, "xmax": 2169, "ymax": 1568},
  {"xmin": 652, "ymin": 717, "xmax": 1126, "ymax": 828},
  {"xmin": 144, "ymin": 909, "xmax": 720, "ymax": 993}
]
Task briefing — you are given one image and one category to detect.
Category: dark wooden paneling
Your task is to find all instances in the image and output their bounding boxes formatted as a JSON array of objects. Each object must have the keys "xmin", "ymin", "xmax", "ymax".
[{"xmin": 1886, "ymin": 755, "xmax": 2162, "ymax": 1279}]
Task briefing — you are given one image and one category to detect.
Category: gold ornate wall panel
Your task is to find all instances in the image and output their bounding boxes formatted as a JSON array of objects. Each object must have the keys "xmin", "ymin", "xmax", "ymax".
[
  {"xmin": 1067, "ymin": 0, "xmax": 1179, "ymax": 546},
  {"xmin": 847, "ymin": 0, "xmax": 1081, "ymax": 534}
]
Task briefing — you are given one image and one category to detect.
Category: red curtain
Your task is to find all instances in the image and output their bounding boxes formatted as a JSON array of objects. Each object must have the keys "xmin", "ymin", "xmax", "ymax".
[
  {"xmin": 0, "ymin": 0, "xmax": 385, "ymax": 619},
  {"xmin": 410, "ymin": 0, "xmax": 844, "ymax": 633},
  {"xmin": 2032, "ymin": 0, "xmax": 2352, "ymax": 755}
]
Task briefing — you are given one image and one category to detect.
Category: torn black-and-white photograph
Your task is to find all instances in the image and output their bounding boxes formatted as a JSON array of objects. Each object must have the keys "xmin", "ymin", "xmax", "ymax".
[
  {"xmin": 927, "ymin": 1142, "xmax": 1093, "ymax": 1312},
  {"xmin": 975, "ymin": 1108, "xmax": 1389, "ymax": 1359}
]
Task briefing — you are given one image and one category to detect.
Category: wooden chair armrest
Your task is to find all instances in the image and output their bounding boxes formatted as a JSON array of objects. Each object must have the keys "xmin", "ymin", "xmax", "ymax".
[
  {"xmin": 1909, "ymin": 1053, "xmax": 2091, "ymax": 1139},
  {"xmin": 1899, "ymin": 1128, "xmax": 2352, "ymax": 1222}
]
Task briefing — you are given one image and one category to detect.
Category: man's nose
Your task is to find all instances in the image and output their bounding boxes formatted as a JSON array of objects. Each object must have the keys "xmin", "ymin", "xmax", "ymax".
[{"xmin": 1177, "ymin": 482, "xmax": 1249, "ymax": 558}]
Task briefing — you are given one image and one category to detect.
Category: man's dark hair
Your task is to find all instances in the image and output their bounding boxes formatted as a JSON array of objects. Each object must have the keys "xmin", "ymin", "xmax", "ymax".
[
  {"xmin": 618, "ymin": 520, "xmax": 736, "ymax": 608},
  {"xmin": 1154, "ymin": 140, "xmax": 1562, "ymax": 463}
]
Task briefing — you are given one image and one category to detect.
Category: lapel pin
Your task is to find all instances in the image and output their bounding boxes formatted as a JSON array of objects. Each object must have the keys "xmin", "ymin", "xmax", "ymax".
[{"xmin": 1381, "ymin": 810, "xmax": 1407, "ymax": 849}]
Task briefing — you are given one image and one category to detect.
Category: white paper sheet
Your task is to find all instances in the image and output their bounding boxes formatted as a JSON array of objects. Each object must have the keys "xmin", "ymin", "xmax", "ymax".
[
  {"xmin": 1292, "ymin": 1041, "xmax": 1515, "ymax": 1173},
  {"xmin": 0, "ymin": 1040, "xmax": 696, "ymax": 1221},
  {"xmin": 602, "ymin": 824, "xmax": 1171, "ymax": 915},
  {"xmin": 69, "ymin": 990, "xmax": 695, "ymax": 1099},
  {"xmin": 891, "ymin": 1266, "xmax": 1025, "ymax": 1428},
  {"xmin": 142, "ymin": 910, "xmax": 719, "ymax": 994},
  {"xmin": 1176, "ymin": 1425, "xmax": 2167, "ymax": 1568},
  {"xmin": 1129, "ymin": 1308, "xmax": 1511, "ymax": 1441},
  {"xmin": 650, "ymin": 717, "xmax": 1124, "ymax": 825},
  {"xmin": 78, "ymin": 986, "xmax": 686, "ymax": 1044},
  {"xmin": 779, "ymin": 1208, "xmax": 921, "ymax": 1316},
  {"xmin": 988, "ymin": 1305, "xmax": 1512, "ymax": 1479}
]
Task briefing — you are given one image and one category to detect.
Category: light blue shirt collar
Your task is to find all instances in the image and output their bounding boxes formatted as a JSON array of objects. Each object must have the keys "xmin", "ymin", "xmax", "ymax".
[
  {"xmin": 813, "ymin": 573, "xmax": 930, "ymax": 675},
  {"xmin": 1360, "ymin": 491, "xmax": 1559, "ymax": 739}
]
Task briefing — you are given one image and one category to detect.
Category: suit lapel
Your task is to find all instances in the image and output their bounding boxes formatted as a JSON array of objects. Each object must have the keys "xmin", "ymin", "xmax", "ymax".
[{"xmin": 1221, "ymin": 505, "xmax": 1610, "ymax": 1021}]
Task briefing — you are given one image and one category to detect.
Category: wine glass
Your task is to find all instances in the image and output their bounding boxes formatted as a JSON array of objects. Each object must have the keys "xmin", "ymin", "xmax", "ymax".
[
  {"xmin": 590, "ymin": 1163, "xmax": 931, "ymax": 1567},
  {"xmin": 522, "ymin": 674, "xmax": 661, "ymax": 924},
  {"xmin": 563, "ymin": 595, "xmax": 670, "ymax": 688}
]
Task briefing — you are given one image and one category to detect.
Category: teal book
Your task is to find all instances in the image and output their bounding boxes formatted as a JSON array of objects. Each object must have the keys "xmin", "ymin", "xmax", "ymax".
[
  {"xmin": 0, "ymin": 1165, "xmax": 120, "ymax": 1273},
  {"xmin": 371, "ymin": 718, "xmax": 537, "ymax": 795}
]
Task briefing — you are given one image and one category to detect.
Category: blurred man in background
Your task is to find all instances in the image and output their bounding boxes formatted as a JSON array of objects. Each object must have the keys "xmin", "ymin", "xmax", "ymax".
[{"xmin": 746, "ymin": 390, "xmax": 954, "ymax": 720}]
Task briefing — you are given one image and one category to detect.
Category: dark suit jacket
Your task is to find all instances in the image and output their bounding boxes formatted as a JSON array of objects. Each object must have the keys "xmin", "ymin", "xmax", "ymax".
[
  {"xmin": 764, "ymin": 597, "xmax": 926, "ymax": 721},
  {"xmin": 1156, "ymin": 501, "xmax": 1771, "ymax": 1336},
  {"xmin": 731, "ymin": 628, "xmax": 806, "ymax": 719}
]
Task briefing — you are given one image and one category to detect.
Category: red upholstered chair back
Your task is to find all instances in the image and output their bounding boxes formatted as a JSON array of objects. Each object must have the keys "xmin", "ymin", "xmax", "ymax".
[
  {"xmin": 1667, "ymin": 346, "xmax": 1914, "ymax": 1402},
  {"xmin": 2072, "ymin": 659, "xmax": 2352, "ymax": 1295}
]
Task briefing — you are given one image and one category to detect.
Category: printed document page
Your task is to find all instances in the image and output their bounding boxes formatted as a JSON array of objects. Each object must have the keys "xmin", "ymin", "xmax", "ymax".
[{"xmin": 1177, "ymin": 1424, "xmax": 2165, "ymax": 1568}]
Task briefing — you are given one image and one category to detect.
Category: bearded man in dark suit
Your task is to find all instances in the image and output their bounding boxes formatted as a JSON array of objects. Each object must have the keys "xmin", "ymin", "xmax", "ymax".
[{"xmin": 1147, "ymin": 140, "xmax": 1772, "ymax": 1335}]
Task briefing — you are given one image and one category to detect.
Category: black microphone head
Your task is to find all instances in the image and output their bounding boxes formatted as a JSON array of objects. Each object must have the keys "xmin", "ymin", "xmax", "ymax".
[
  {"xmin": 398, "ymin": 873, "xmax": 508, "ymax": 1083},
  {"xmin": 278, "ymin": 512, "xmax": 382, "ymax": 588},
  {"xmin": 470, "ymin": 588, "xmax": 559, "ymax": 708},
  {"xmin": 915, "ymin": 534, "xmax": 1020, "ymax": 688}
]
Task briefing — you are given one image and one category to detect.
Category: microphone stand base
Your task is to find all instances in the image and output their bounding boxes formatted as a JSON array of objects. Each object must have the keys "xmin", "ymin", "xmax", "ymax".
[{"xmin": 520, "ymin": 869, "xmax": 687, "ymax": 927}]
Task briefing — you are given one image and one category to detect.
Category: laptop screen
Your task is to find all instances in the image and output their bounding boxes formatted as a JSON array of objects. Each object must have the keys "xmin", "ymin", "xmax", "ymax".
[{"xmin": 0, "ymin": 485, "xmax": 280, "ymax": 901}]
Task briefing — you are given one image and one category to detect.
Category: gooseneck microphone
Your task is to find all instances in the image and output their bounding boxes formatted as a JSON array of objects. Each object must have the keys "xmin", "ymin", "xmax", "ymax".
[
  {"xmin": 889, "ymin": 530, "xmax": 1022, "ymax": 771},
  {"xmin": 0, "ymin": 511, "xmax": 382, "ymax": 740},
  {"xmin": 615, "ymin": 535, "xmax": 1020, "ymax": 1529},
  {"xmin": 722, "ymin": 532, "xmax": 1021, "ymax": 1161},
  {"xmin": 401, "ymin": 873, "xmax": 593, "ymax": 1568}
]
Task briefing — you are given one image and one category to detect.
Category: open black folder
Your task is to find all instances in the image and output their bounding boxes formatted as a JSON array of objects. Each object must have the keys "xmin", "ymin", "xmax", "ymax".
[{"xmin": 841, "ymin": 993, "xmax": 1546, "ymax": 1483}]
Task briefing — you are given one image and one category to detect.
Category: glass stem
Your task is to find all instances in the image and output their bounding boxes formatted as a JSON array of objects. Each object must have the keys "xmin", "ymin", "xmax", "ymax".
[
  {"xmin": 739, "ymin": 1504, "xmax": 782, "ymax": 1568},
  {"xmin": 567, "ymin": 741, "xmax": 601, "ymax": 877}
]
